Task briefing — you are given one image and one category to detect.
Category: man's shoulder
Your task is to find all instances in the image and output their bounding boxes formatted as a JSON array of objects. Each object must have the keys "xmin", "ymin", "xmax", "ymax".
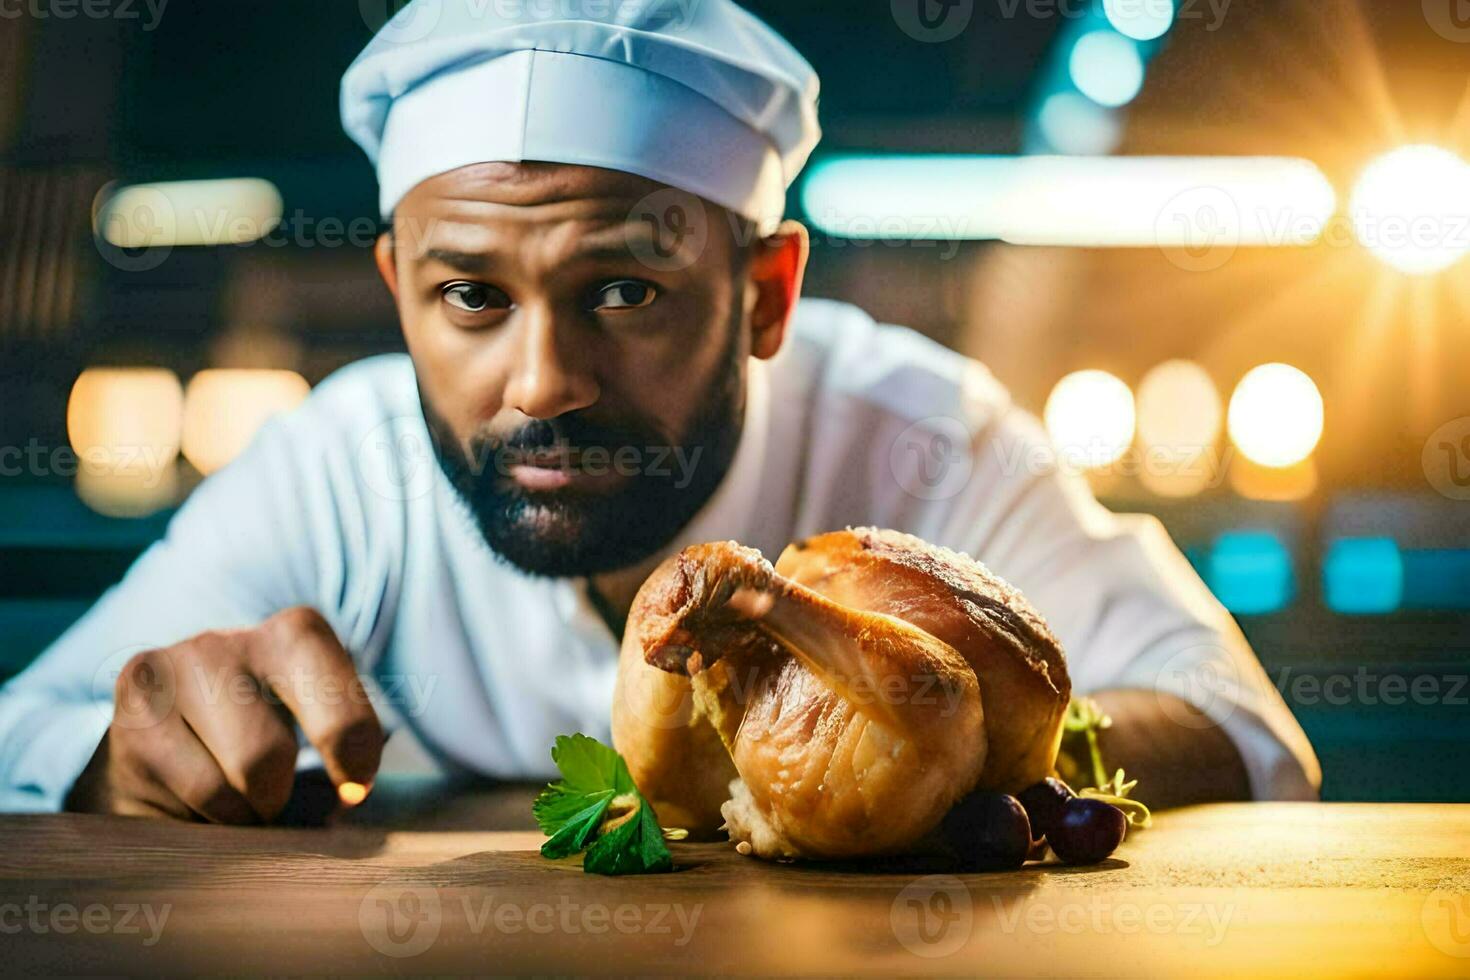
[
  {"xmin": 784, "ymin": 297, "xmax": 1011, "ymax": 429},
  {"xmin": 247, "ymin": 353, "xmax": 429, "ymax": 504},
  {"xmin": 270, "ymin": 353, "xmax": 420, "ymax": 453},
  {"xmin": 301, "ymin": 353, "xmax": 420, "ymax": 425}
]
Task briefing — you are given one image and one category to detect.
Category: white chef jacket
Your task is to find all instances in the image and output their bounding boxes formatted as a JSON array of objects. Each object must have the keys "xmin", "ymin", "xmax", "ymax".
[{"xmin": 0, "ymin": 297, "xmax": 1320, "ymax": 811}]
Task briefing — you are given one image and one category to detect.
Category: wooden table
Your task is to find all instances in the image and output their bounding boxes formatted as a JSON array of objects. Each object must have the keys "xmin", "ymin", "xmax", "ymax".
[{"xmin": 3, "ymin": 782, "xmax": 1469, "ymax": 976}]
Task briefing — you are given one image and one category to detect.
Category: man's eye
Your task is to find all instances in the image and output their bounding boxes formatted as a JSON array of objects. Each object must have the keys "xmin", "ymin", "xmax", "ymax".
[
  {"xmin": 591, "ymin": 280, "xmax": 657, "ymax": 311},
  {"xmin": 441, "ymin": 282, "xmax": 511, "ymax": 313}
]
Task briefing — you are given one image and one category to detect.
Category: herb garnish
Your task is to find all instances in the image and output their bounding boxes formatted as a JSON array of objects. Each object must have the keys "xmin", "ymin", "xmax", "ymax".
[
  {"xmin": 532, "ymin": 734, "xmax": 675, "ymax": 875},
  {"xmin": 1060, "ymin": 696, "xmax": 1153, "ymax": 829}
]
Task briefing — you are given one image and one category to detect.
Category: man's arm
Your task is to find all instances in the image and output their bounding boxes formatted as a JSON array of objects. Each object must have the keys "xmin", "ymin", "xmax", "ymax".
[
  {"xmin": 0, "ymin": 394, "xmax": 390, "ymax": 814},
  {"xmin": 1090, "ymin": 689, "xmax": 1252, "ymax": 808},
  {"xmin": 929, "ymin": 402, "xmax": 1320, "ymax": 805}
]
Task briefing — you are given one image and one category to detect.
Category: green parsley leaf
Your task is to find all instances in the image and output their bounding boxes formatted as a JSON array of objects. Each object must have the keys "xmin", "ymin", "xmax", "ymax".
[
  {"xmin": 532, "ymin": 734, "xmax": 632, "ymax": 837},
  {"xmin": 532, "ymin": 733, "xmax": 674, "ymax": 874},
  {"xmin": 539, "ymin": 791, "xmax": 614, "ymax": 859},
  {"xmin": 584, "ymin": 797, "xmax": 673, "ymax": 876}
]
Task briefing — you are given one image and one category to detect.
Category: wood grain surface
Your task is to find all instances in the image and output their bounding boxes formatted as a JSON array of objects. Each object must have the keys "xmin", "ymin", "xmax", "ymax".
[{"xmin": 3, "ymin": 787, "xmax": 1469, "ymax": 976}]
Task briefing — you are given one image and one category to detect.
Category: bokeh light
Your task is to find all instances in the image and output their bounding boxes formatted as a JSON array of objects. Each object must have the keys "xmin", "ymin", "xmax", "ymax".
[
  {"xmin": 1036, "ymin": 92, "xmax": 1124, "ymax": 155},
  {"xmin": 1230, "ymin": 456, "xmax": 1319, "ymax": 501},
  {"xmin": 1206, "ymin": 530, "xmax": 1294, "ymax": 614},
  {"xmin": 1044, "ymin": 369, "xmax": 1137, "ymax": 469},
  {"xmin": 1349, "ymin": 145, "xmax": 1470, "ymax": 275},
  {"xmin": 1323, "ymin": 538, "xmax": 1403, "ymax": 614},
  {"xmin": 1103, "ymin": 0, "xmax": 1175, "ymax": 41},
  {"xmin": 798, "ymin": 155, "xmax": 1334, "ymax": 246},
  {"xmin": 1068, "ymin": 31, "xmax": 1146, "ymax": 109},
  {"xmin": 67, "ymin": 368, "xmax": 184, "ymax": 516},
  {"xmin": 75, "ymin": 465, "xmax": 180, "ymax": 518},
  {"xmin": 67, "ymin": 367, "xmax": 183, "ymax": 471},
  {"xmin": 93, "ymin": 178, "xmax": 284, "ymax": 248},
  {"xmin": 1137, "ymin": 360, "xmax": 1222, "ymax": 455},
  {"xmin": 181, "ymin": 369, "xmax": 310, "ymax": 475},
  {"xmin": 1227, "ymin": 363, "xmax": 1324, "ymax": 468},
  {"xmin": 1136, "ymin": 360, "xmax": 1222, "ymax": 497}
]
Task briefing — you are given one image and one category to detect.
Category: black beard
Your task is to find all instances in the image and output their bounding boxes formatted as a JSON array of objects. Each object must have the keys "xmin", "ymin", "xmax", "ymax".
[{"xmin": 422, "ymin": 326, "xmax": 745, "ymax": 578}]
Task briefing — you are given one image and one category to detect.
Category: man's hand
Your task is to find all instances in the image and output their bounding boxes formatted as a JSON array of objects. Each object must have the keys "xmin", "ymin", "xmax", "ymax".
[{"xmin": 65, "ymin": 607, "xmax": 384, "ymax": 823}]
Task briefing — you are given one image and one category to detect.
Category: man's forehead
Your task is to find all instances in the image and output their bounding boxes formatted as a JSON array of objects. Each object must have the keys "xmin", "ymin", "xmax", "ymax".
[
  {"xmin": 395, "ymin": 160, "xmax": 724, "ymax": 266},
  {"xmin": 401, "ymin": 161, "xmax": 672, "ymax": 214}
]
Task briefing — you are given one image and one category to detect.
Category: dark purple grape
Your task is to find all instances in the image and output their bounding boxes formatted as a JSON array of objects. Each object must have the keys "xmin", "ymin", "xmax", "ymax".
[
  {"xmin": 1047, "ymin": 798, "xmax": 1127, "ymax": 865},
  {"xmin": 940, "ymin": 791, "xmax": 1032, "ymax": 871},
  {"xmin": 1017, "ymin": 777, "xmax": 1075, "ymax": 838},
  {"xmin": 1026, "ymin": 835, "xmax": 1049, "ymax": 863}
]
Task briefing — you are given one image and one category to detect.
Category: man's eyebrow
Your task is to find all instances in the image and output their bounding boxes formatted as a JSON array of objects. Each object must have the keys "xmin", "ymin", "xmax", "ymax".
[
  {"xmin": 418, "ymin": 247, "xmax": 490, "ymax": 273},
  {"xmin": 570, "ymin": 239, "xmax": 642, "ymax": 262},
  {"xmin": 416, "ymin": 224, "xmax": 668, "ymax": 271},
  {"xmin": 570, "ymin": 222, "xmax": 670, "ymax": 262}
]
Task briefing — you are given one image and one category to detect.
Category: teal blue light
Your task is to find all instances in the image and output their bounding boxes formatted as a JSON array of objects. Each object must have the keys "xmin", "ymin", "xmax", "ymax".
[
  {"xmin": 1323, "ymin": 538, "xmax": 1403, "ymax": 614},
  {"xmin": 1103, "ymin": 0, "xmax": 1176, "ymax": 41},
  {"xmin": 1068, "ymin": 31, "xmax": 1145, "ymax": 108},
  {"xmin": 1206, "ymin": 531, "xmax": 1293, "ymax": 615},
  {"xmin": 1402, "ymin": 549, "xmax": 1470, "ymax": 610},
  {"xmin": 798, "ymin": 155, "xmax": 1014, "ymax": 240}
]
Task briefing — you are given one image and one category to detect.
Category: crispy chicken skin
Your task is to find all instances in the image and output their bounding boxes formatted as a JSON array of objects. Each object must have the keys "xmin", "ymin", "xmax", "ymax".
[{"xmin": 611, "ymin": 528, "xmax": 1070, "ymax": 860}]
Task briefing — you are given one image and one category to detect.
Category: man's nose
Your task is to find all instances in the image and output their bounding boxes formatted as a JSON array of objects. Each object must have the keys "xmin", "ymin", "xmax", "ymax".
[{"xmin": 503, "ymin": 306, "xmax": 600, "ymax": 419}]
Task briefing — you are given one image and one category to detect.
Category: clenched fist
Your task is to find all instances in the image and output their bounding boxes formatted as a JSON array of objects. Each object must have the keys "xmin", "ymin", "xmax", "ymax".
[{"xmin": 66, "ymin": 607, "xmax": 384, "ymax": 823}]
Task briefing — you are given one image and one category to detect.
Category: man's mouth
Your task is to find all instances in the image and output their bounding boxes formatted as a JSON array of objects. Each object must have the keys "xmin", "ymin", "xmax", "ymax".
[
  {"xmin": 502, "ymin": 445, "xmax": 613, "ymax": 492},
  {"xmin": 507, "ymin": 446, "xmax": 577, "ymax": 470}
]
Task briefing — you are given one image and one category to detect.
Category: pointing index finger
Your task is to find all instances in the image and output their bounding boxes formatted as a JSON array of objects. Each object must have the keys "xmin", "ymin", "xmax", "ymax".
[{"xmin": 250, "ymin": 608, "xmax": 385, "ymax": 790}]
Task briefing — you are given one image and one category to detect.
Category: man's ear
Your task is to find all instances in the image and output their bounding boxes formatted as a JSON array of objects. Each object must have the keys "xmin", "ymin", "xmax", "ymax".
[
  {"xmin": 746, "ymin": 219, "xmax": 809, "ymax": 361},
  {"xmin": 374, "ymin": 231, "xmax": 399, "ymax": 300}
]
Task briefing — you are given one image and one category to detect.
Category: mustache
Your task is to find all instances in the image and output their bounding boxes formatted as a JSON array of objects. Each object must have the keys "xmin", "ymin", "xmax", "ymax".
[{"xmin": 461, "ymin": 413, "xmax": 676, "ymax": 474}]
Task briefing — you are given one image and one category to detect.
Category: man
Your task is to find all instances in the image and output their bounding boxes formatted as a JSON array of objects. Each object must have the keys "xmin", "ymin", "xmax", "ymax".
[{"xmin": 0, "ymin": 1, "xmax": 1317, "ymax": 821}]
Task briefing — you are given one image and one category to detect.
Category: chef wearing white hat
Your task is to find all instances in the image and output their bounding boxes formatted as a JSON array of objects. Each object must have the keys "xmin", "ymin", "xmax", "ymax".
[{"xmin": 0, "ymin": 0, "xmax": 1317, "ymax": 820}]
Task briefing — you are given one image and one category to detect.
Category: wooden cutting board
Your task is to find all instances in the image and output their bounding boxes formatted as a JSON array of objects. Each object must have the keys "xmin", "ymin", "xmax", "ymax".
[{"xmin": 3, "ymin": 801, "xmax": 1469, "ymax": 975}]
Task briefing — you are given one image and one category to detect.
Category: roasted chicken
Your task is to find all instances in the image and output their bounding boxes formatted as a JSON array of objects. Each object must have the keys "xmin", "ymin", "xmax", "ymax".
[{"xmin": 611, "ymin": 527, "xmax": 1070, "ymax": 860}]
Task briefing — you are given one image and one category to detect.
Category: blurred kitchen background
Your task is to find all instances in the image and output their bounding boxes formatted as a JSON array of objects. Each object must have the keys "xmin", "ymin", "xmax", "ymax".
[{"xmin": 3, "ymin": 0, "xmax": 1469, "ymax": 800}]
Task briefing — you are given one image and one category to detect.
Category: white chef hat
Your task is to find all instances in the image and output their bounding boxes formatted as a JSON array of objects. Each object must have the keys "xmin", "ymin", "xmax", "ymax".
[{"xmin": 341, "ymin": 0, "xmax": 821, "ymax": 233}]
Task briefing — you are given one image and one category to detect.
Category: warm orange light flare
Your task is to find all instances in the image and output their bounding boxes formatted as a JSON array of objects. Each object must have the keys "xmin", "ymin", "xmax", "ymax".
[
  {"xmin": 1044, "ymin": 369, "xmax": 1136, "ymax": 469},
  {"xmin": 1227, "ymin": 363, "xmax": 1324, "ymax": 468},
  {"xmin": 337, "ymin": 781, "xmax": 370, "ymax": 807},
  {"xmin": 181, "ymin": 369, "xmax": 310, "ymax": 475}
]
